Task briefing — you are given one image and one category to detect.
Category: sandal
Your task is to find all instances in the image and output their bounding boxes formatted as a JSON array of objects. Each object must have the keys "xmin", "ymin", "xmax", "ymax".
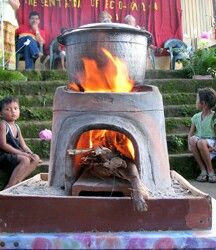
[
  {"xmin": 208, "ymin": 173, "xmax": 216, "ymax": 183},
  {"xmin": 196, "ymin": 173, "xmax": 207, "ymax": 182}
]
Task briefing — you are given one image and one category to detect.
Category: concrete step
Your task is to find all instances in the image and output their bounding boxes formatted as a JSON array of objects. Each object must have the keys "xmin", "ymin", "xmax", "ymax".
[
  {"xmin": 25, "ymin": 133, "xmax": 190, "ymax": 159},
  {"xmin": 17, "ymin": 117, "xmax": 191, "ymax": 139},
  {"xmin": 162, "ymin": 93, "xmax": 196, "ymax": 105},
  {"xmin": 1, "ymin": 79, "xmax": 216, "ymax": 96},
  {"xmin": 0, "ymin": 81, "xmax": 62, "ymax": 96},
  {"xmin": 20, "ymin": 69, "xmax": 188, "ymax": 81},
  {"xmin": 19, "ymin": 107, "xmax": 52, "ymax": 121},
  {"xmin": 169, "ymin": 153, "xmax": 199, "ymax": 179},
  {"xmin": 18, "ymin": 121, "xmax": 51, "ymax": 138},
  {"xmin": 149, "ymin": 78, "xmax": 216, "ymax": 93},
  {"xmin": 164, "ymin": 104, "xmax": 197, "ymax": 117},
  {"xmin": 16, "ymin": 93, "xmax": 197, "ymax": 107},
  {"xmin": 25, "ymin": 139, "xmax": 50, "ymax": 159},
  {"xmin": 167, "ymin": 133, "xmax": 189, "ymax": 154},
  {"xmin": 165, "ymin": 117, "xmax": 191, "ymax": 134},
  {"xmin": 17, "ymin": 105, "xmax": 195, "ymax": 122}
]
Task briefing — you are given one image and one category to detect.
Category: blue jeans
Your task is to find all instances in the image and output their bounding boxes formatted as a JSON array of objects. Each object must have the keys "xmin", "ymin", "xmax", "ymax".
[{"xmin": 16, "ymin": 36, "xmax": 40, "ymax": 69}]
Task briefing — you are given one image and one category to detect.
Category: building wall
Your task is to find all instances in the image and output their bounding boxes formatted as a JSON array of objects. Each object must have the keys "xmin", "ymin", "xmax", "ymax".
[{"xmin": 181, "ymin": 0, "xmax": 215, "ymax": 47}]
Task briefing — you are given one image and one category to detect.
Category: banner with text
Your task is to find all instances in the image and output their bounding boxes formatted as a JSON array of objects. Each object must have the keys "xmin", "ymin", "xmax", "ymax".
[{"xmin": 18, "ymin": 0, "xmax": 183, "ymax": 50}]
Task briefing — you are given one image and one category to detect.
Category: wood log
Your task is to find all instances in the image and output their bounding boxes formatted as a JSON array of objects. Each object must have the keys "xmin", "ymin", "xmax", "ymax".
[
  {"xmin": 67, "ymin": 148, "xmax": 94, "ymax": 155},
  {"xmin": 78, "ymin": 147, "xmax": 149, "ymax": 212},
  {"xmin": 127, "ymin": 161, "xmax": 149, "ymax": 212},
  {"xmin": 67, "ymin": 147, "xmax": 112, "ymax": 156}
]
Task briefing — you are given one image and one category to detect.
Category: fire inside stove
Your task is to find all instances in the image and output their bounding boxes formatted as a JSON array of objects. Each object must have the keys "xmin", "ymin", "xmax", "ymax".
[{"xmin": 74, "ymin": 130, "xmax": 135, "ymax": 165}]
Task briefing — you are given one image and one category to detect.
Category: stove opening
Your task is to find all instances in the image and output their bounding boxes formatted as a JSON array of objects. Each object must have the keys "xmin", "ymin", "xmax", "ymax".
[{"xmin": 72, "ymin": 129, "xmax": 135, "ymax": 174}]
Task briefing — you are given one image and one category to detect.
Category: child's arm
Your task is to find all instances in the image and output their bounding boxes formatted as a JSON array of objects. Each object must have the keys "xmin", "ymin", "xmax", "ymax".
[
  {"xmin": 188, "ymin": 123, "xmax": 196, "ymax": 149},
  {"xmin": 188, "ymin": 124, "xmax": 196, "ymax": 139},
  {"xmin": 209, "ymin": 124, "xmax": 216, "ymax": 152},
  {"xmin": 18, "ymin": 130, "xmax": 33, "ymax": 154},
  {"xmin": 0, "ymin": 122, "xmax": 28, "ymax": 156},
  {"xmin": 18, "ymin": 130, "xmax": 41, "ymax": 161}
]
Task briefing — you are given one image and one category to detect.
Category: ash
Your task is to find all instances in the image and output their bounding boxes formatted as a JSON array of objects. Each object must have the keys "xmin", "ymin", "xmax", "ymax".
[
  {"xmin": 0, "ymin": 174, "xmax": 198, "ymax": 198},
  {"xmin": 0, "ymin": 175, "xmax": 66, "ymax": 197}
]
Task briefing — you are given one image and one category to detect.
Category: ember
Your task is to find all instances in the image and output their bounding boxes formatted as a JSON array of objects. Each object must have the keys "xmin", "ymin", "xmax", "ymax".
[{"xmin": 75, "ymin": 129, "xmax": 135, "ymax": 165}]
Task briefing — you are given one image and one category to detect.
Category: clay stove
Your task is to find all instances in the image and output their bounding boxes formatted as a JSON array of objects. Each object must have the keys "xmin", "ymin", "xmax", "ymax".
[
  {"xmin": 0, "ymin": 23, "xmax": 212, "ymax": 233},
  {"xmin": 49, "ymin": 85, "xmax": 173, "ymax": 196}
]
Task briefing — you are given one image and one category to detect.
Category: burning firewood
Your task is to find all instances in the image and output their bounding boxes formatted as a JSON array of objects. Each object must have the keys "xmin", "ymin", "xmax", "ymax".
[
  {"xmin": 67, "ymin": 148, "xmax": 95, "ymax": 155},
  {"xmin": 68, "ymin": 147, "xmax": 149, "ymax": 212}
]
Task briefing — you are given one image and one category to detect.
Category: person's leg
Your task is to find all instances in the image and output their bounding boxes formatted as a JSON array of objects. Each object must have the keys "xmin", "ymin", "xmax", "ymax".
[
  {"xmin": 18, "ymin": 36, "xmax": 40, "ymax": 70},
  {"xmin": 5, "ymin": 154, "xmax": 40, "ymax": 188},
  {"xmin": 60, "ymin": 51, "xmax": 66, "ymax": 70},
  {"xmin": 23, "ymin": 45, "xmax": 34, "ymax": 69},
  {"xmin": 197, "ymin": 139, "xmax": 215, "ymax": 173},
  {"xmin": 3, "ymin": 22, "xmax": 16, "ymax": 70},
  {"xmin": 16, "ymin": 36, "xmax": 33, "ymax": 69},
  {"xmin": 27, "ymin": 37, "xmax": 40, "ymax": 58},
  {"xmin": 16, "ymin": 36, "xmax": 27, "ymax": 54},
  {"xmin": 197, "ymin": 139, "xmax": 216, "ymax": 183},
  {"xmin": 189, "ymin": 136, "xmax": 206, "ymax": 171}
]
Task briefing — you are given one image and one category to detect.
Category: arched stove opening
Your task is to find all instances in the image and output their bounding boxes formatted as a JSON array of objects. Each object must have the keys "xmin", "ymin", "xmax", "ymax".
[{"xmin": 69, "ymin": 126, "xmax": 139, "ymax": 198}]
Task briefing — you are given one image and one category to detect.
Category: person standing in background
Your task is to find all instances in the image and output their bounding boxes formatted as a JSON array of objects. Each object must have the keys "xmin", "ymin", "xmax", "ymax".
[
  {"xmin": 98, "ymin": 11, "xmax": 112, "ymax": 23},
  {"xmin": 124, "ymin": 15, "xmax": 141, "ymax": 29},
  {"xmin": 124, "ymin": 14, "xmax": 157, "ymax": 69},
  {"xmin": 1, "ymin": 0, "xmax": 20, "ymax": 70}
]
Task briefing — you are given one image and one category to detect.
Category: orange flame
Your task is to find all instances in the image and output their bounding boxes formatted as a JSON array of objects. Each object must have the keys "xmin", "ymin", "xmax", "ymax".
[
  {"xmin": 74, "ymin": 129, "xmax": 135, "ymax": 168},
  {"xmin": 70, "ymin": 49, "xmax": 135, "ymax": 168},
  {"xmin": 68, "ymin": 48, "xmax": 134, "ymax": 92}
]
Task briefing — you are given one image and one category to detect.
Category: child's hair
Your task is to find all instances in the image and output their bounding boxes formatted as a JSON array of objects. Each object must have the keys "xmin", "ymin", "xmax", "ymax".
[
  {"xmin": 198, "ymin": 88, "xmax": 216, "ymax": 128},
  {"xmin": 198, "ymin": 88, "xmax": 216, "ymax": 109},
  {"xmin": 0, "ymin": 97, "xmax": 19, "ymax": 112}
]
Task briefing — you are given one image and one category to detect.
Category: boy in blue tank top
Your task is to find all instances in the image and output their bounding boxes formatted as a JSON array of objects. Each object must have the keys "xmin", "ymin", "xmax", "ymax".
[{"xmin": 0, "ymin": 97, "xmax": 41, "ymax": 188}]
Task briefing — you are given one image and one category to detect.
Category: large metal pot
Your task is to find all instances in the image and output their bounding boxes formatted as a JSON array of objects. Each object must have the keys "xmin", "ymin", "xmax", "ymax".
[{"xmin": 58, "ymin": 23, "xmax": 152, "ymax": 85}]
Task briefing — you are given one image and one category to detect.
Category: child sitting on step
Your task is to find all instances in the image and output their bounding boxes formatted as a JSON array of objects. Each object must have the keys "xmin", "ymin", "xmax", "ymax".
[
  {"xmin": 188, "ymin": 87, "xmax": 216, "ymax": 183},
  {"xmin": 0, "ymin": 97, "xmax": 41, "ymax": 189}
]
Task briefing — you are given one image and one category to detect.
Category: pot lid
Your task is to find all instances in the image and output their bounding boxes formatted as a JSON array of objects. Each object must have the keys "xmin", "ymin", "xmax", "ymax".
[{"xmin": 59, "ymin": 22, "xmax": 153, "ymax": 45}]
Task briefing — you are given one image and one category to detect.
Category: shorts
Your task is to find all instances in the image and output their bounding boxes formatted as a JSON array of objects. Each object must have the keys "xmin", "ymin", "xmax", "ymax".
[
  {"xmin": 0, "ymin": 153, "xmax": 19, "ymax": 174},
  {"xmin": 60, "ymin": 50, "xmax": 66, "ymax": 58},
  {"xmin": 207, "ymin": 139, "xmax": 216, "ymax": 159},
  {"xmin": 190, "ymin": 136, "xmax": 216, "ymax": 159}
]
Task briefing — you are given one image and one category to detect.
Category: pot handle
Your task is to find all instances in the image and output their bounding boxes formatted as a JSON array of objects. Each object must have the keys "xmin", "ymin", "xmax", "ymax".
[{"xmin": 57, "ymin": 28, "xmax": 74, "ymax": 45}]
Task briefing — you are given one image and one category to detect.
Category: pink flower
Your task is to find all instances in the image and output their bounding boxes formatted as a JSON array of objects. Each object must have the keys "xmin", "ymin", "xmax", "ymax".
[
  {"xmin": 39, "ymin": 129, "xmax": 52, "ymax": 141},
  {"xmin": 200, "ymin": 31, "xmax": 209, "ymax": 39}
]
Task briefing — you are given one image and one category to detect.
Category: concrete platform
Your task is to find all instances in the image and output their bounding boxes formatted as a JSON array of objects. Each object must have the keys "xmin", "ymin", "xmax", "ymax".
[{"xmin": 0, "ymin": 199, "xmax": 215, "ymax": 249}]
